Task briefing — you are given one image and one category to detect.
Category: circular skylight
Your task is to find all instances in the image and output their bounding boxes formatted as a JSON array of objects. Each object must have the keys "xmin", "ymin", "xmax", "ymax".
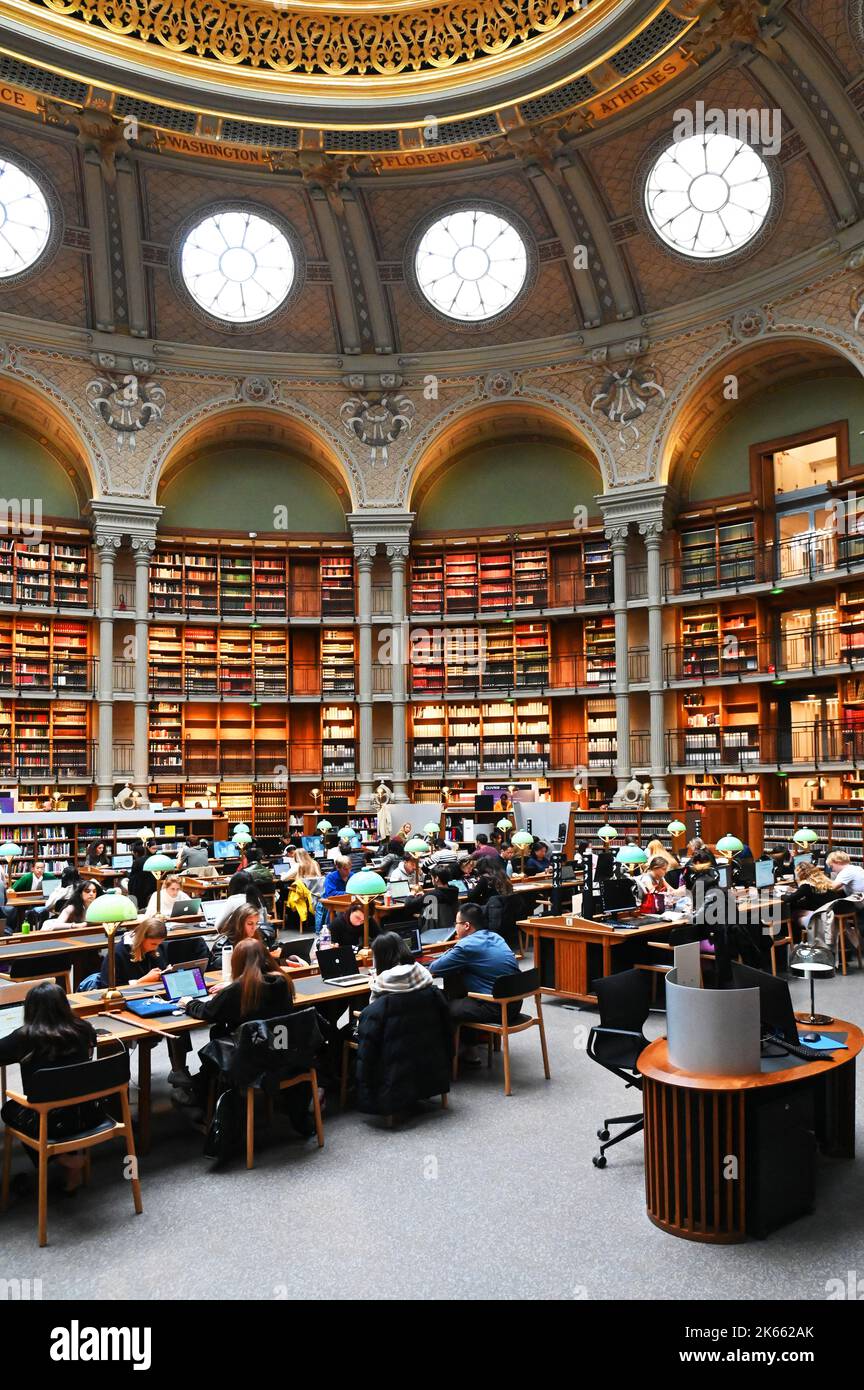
[
  {"xmin": 0, "ymin": 157, "xmax": 51, "ymax": 278},
  {"xmin": 414, "ymin": 208, "xmax": 528, "ymax": 321},
  {"xmin": 180, "ymin": 208, "xmax": 295, "ymax": 323},
  {"xmin": 644, "ymin": 133, "xmax": 772, "ymax": 260}
]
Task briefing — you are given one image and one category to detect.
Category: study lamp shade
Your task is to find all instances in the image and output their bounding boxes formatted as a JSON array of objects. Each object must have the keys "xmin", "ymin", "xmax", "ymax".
[
  {"xmin": 144, "ymin": 853, "xmax": 177, "ymax": 915},
  {"xmin": 511, "ymin": 830, "xmax": 534, "ymax": 872},
  {"xmin": 615, "ymin": 844, "xmax": 648, "ymax": 865},
  {"xmin": 496, "ymin": 817, "xmax": 513, "ymax": 833},
  {"xmin": 346, "ymin": 871, "xmax": 387, "ymax": 897},
  {"xmin": 0, "ymin": 841, "xmax": 20, "ymax": 858},
  {"xmin": 667, "ymin": 820, "xmax": 687, "ymax": 837},
  {"xmin": 317, "ymin": 819, "xmax": 332, "ymax": 834},
  {"xmin": 338, "ymin": 827, "xmax": 354, "ymax": 841},
  {"xmin": 232, "ymin": 832, "xmax": 252, "ymax": 848},
  {"xmin": 792, "ymin": 826, "xmax": 819, "ymax": 846},
  {"xmin": 597, "ymin": 823, "xmax": 618, "ymax": 842},
  {"xmin": 404, "ymin": 838, "xmax": 430, "ymax": 857},
  {"xmin": 232, "ymin": 823, "xmax": 250, "ymax": 836},
  {"xmin": 423, "ymin": 821, "xmax": 440, "ymax": 837},
  {"xmin": 716, "ymin": 835, "xmax": 744, "ymax": 856}
]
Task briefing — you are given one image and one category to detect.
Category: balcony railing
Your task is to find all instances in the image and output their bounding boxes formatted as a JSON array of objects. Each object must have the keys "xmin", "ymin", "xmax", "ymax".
[
  {"xmin": 663, "ymin": 531, "xmax": 864, "ymax": 598},
  {"xmin": 549, "ymin": 732, "xmax": 651, "ymax": 772},
  {"xmin": 0, "ymin": 745, "xmax": 94, "ymax": 781},
  {"xmin": 663, "ymin": 637, "xmax": 771, "ymax": 683},
  {"xmin": 408, "ymin": 569, "xmax": 614, "ymax": 618},
  {"xmin": 666, "ymin": 721, "xmax": 864, "ymax": 770},
  {"xmin": 147, "ymin": 663, "xmax": 355, "ymax": 699},
  {"xmin": 148, "ymin": 740, "xmax": 356, "ymax": 780},
  {"xmin": 148, "ymin": 584, "xmax": 355, "ymax": 621},
  {"xmin": 373, "ymin": 740, "xmax": 393, "ymax": 776},
  {"xmin": 409, "ymin": 738, "xmax": 551, "ymax": 777}
]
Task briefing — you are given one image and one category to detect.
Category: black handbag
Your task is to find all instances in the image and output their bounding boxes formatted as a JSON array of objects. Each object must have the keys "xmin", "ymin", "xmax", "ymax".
[{"xmin": 202, "ymin": 1089, "xmax": 243, "ymax": 1162}]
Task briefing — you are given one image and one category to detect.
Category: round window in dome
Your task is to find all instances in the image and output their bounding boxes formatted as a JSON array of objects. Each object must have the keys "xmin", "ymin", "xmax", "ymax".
[
  {"xmin": 179, "ymin": 207, "xmax": 297, "ymax": 324},
  {"xmin": 644, "ymin": 132, "xmax": 773, "ymax": 260},
  {"xmin": 0, "ymin": 157, "xmax": 52, "ymax": 279},
  {"xmin": 414, "ymin": 207, "xmax": 529, "ymax": 322}
]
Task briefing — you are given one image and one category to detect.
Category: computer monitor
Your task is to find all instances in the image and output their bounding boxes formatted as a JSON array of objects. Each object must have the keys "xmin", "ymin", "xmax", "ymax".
[
  {"xmin": 730, "ymin": 962, "xmax": 798, "ymax": 1046},
  {"xmin": 0, "ymin": 1000, "xmax": 24, "ymax": 1041},
  {"xmin": 301, "ymin": 835, "xmax": 324, "ymax": 854},
  {"xmin": 793, "ymin": 852, "xmax": 813, "ymax": 868},
  {"xmin": 717, "ymin": 862, "xmax": 733, "ymax": 891},
  {"xmin": 112, "ymin": 853, "xmax": 133, "ymax": 870},
  {"xmin": 599, "ymin": 876, "xmax": 637, "ymax": 913},
  {"xmin": 214, "ymin": 840, "xmax": 238, "ymax": 860},
  {"xmin": 387, "ymin": 881, "xmax": 412, "ymax": 900},
  {"xmin": 755, "ymin": 858, "xmax": 775, "ymax": 890},
  {"xmin": 475, "ymin": 794, "xmax": 494, "ymax": 813}
]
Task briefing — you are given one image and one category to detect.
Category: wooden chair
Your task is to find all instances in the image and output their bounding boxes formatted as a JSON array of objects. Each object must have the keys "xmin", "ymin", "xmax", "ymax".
[
  {"xmin": 243, "ymin": 1070, "xmax": 323, "ymax": 1169},
  {"xmin": 767, "ymin": 917, "xmax": 795, "ymax": 977},
  {"xmin": 452, "ymin": 967, "xmax": 550, "ymax": 1096},
  {"xmin": 832, "ymin": 907, "xmax": 864, "ymax": 976},
  {"xmin": 0, "ymin": 1046, "xmax": 142, "ymax": 1247}
]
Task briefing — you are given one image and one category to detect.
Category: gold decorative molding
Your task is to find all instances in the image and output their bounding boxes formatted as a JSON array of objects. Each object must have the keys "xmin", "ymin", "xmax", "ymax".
[{"xmin": 18, "ymin": 0, "xmax": 616, "ymax": 79}]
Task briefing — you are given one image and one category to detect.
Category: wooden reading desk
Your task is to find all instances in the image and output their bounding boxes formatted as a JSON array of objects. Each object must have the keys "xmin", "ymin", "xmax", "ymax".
[{"xmin": 520, "ymin": 912, "xmax": 682, "ymax": 1005}]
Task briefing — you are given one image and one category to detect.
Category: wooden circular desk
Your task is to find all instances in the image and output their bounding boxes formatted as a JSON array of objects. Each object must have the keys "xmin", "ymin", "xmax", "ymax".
[{"xmin": 639, "ymin": 1019, "xmax": 863, "ymax": 1244}]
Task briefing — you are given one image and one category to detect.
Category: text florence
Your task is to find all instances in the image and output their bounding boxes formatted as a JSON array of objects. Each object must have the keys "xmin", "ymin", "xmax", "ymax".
[{"xmin": 50, "ymin": 1323, "xmax": 152, "ymax": 1371}]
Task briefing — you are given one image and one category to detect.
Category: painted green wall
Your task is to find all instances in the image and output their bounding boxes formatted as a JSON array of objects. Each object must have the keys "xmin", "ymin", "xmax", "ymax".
[
  {"xmin": 691, "ymin": 375, "xmax": 864, "ymax": 502},
  {"xmin": 415, "ymin": 442, "xmax": 599, "ymax": 530},
  {"xmin": 0, "ymin": 424, "xmax": 79, "ymax": 517},
  {"xmin": 159, "ymin": 445, "xmax": 347, "ymax": 533}
]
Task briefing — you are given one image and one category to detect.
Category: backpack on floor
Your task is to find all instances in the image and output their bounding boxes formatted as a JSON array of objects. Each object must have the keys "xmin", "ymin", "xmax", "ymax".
[{"xmin": 202, "ymin": 1087, "xmax": 243, "ymax": 1163}]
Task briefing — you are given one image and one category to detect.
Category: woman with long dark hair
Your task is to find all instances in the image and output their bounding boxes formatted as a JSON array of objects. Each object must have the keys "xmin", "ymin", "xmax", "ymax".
[
  {"xmin": 45, "ymin": 879, "xmax": 102, "ymax": 930},
  {"xmin": 0, "ymin": 981, "xmax": 100, "ymax": 1194}
]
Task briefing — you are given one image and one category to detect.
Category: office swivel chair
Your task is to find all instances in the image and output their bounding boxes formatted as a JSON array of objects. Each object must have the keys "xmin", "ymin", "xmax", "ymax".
[{"xmin": 587, "ymin": 969, "xmax": 651, "ymax": 1168}]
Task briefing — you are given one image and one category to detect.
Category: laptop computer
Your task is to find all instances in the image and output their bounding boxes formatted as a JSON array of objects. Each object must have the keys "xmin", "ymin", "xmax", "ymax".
[
  {"xmin": 386, "ymin": 881, "xmax": 412, "ymax": 900},
  {"xmin": 170, "ymin": 898, "xmax": 202, "ymax": 919},
  {"xmin": 317, "ymin": 944, "xmax": 362, "ymax": 987},
  {"xmin": 162, "ymin": 966, "xmax": 208, "ymax": 1001},
  {"xmin": 0, "ymin": 999, "xmax": 24, "ymax": 1041},
  {"xmin": 755, "ymin": 858, "xmax": 775, "ymax": 890},
  {"xmin": 419, "ymin": 925, "xmax": 457, "ymax": 946},
  {"xmin": 201, "ymin": 900, "xmax": 222, "ymax": 927},
  {"xmin": 731, "ymin": 962, "xmax": 799, "ymax": 1048},
  {"xmin": 793, "ymin": 852, "xmax": 812, "ymax": 868},
  {"xmin": 112, "ymin": 853, "xmax": 133, "ymax": 870}
]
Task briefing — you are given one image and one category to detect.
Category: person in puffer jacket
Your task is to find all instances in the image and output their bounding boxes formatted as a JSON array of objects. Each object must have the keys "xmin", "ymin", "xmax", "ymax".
[{"xmin": 354, "ymin": 932, "xmax": 453, "ymax": 1117}]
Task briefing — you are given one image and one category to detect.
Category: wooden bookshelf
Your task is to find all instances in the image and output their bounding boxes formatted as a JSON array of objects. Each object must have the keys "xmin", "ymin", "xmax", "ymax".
[
  {"xmin": 184, "ymin": 626, "xmax": 218, "ymax": 696},
  {"xmin": 584, "ymin": 615, "xmax": 615, "ymax": 684},
  {"xmin": 678, "ymin": 517, "xmax": 756, "ymax": 590},
  {"xmin": 0, "ymin": 533, "xmax": 91, "ymax": 612},
  {"xmin": 149, "ymin": 626, "xmax": 184, "ymax": 694},
  {"xmin": 679, "ymin": 602, "xmax": 759, "ymax": 678},
  {"xmin": 321, "ymin": 630, "xmax": 355, "ymax": 694},
  {"xmin": 839, "ymin": 584, "xmax": 864, "ymax": 662},
  {"xmin": 322, "ymin": 704, "xmax": 356, "ymax": 778},
  {"xmin": 582, "ymin": 537, "xmax": 612, "ymax": 604},
  {"xmin": 149, "ymin": 702, "xmax": 183, "ymax": 774},
  {"xmin": 254, "ymin": 554, "xmax": 287, "ymax": 616},
  {"xmin": 409, "ymin": 701, "xmax": 550, "ymax": 778},
  {"xmin": 586, "ymin": 697, "xmax": 616, "ymax": 769},
  {"xmin": 320, "ymin": 557, "xmax": 354, "ymax": 616},
  {"xmin": 479, "ymin": 553, "xmax": 513, "ymax": 611},
  {"xmin": 0, "ymin": 700, "xmax": 90, "ymax": 780},
  {"xmin": 253, "ymin": 630, "xmax": 288, "ymax": 697},
  {"xmin": 410, "ymin": 555, "xmax": 444, "ymax": 615},
  {"xmin": 514, "ymin": 549, "xmax": 549, "ymax": 607},
  {"xmin": 219, "ymin": 629, "xmax": 253, "ymax": 699},
  {"xmin": 444, "ymin": 553, "xmax": 478, "ymax": 613},
  {"xmin": 52, "ymin": 621, "xmax": 90, "ymax": 691},
  {"xmin": 219, "ymin": 552, "xmax": 253, "ymax": 615}
]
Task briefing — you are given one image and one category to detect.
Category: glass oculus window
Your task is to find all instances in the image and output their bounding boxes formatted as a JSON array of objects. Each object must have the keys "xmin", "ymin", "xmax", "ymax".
[
  {"xmin": 414, "ymin": 207, "xmax": 528, "ymax": 321},
  {"xmin": 179, "ymin": 208, "xmax": 296, "ymax": 324},
  {"xmin": 644, "ymin": 133, "xmax": 772, "ymax": 260},
  {"xmin": 0, "ymin": 157, "xmax": 52, "ymax": 279}
]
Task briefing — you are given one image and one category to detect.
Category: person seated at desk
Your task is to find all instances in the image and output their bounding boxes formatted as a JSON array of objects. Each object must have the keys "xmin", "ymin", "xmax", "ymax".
[
  {"xmin": 419, "ymin": 869, "xmax": 460, "ymax": 932},
  {"xmin": 683, "ymin": 838, "xmax": 716, "ymax": 867},
  {"xmin": 208, "ymin": 902, "xmax": 279, "ymax": 972},
  {"xmin": 85, "ymin": 840, "xmax": 111, "ymax": 867},
  {"xmin": 322, "ymin": 854, "xmax": 352, "ymax": 899},
  {"xmin": 176, "ymin": 834, "xmax": 210, "ymax": 871},
  {"xmin": 471, "ymin": 834, "xmax": 507, "ymax": 873},
  {"xmin": 645, "ymin": 839, "xmax": 679, "ymax": 873},
  {"xmin": 423, "ymin": 839, "xmax": 460, "ymax": 876},
  {"xmin": 0, "ymin": 981, "xmax": 100, "ymax": 1195},
  {"xmin": 102, "ymin": 915, "xmax": 169, "ymax": 986},
  {"xmin": 522, "ymin": 841, "xmax": 550, "ymax": 877},
  {"xmin": 45, "ymin": 866, "xmax": 80, "ymax": 915},
  {"xmin": 682, "ymin": 850, "xmax": 720, "ymax": 895},
  {"xmin": 212, "ymin": 874, "xmax": 270, "ymax": 932},
  {"xmin": 355, "ymin": 931, "xmax": 452, "ymax": 1117},
  {"xmin": 127, "ymin": 846, "xmax": 156, "ymax": 913},
  {"xmin": 44, "ymin": 880, "xmax": 102, "ymax": 931},
  {"xmin": 825, "ymin": 850, "xmax": 864, "ymax": 896},
  {"xmin": 770, "ymin": 844, "xmax": 794, "ymax": 877},
  {"xmin": 428, "ymin": 905, "xmax": 521, "ymax": 1055},
  {"xmin": 467, "ymin": 864, "xmax": 518, "ymax": 948},
  {"xmin": 330, "ymin": 902, "xmax": 367, "ymax": 952},
  {"xmin": 636, "ymin": 856, "xmax": 684, "ymax": 913},
  {"xmin": 182, "ymin": 939, "xmax": 314, "ymax": 1134},
  {"xmin": 246, "ymin": 849, "xmax": 275, "ymax": 887},
  {"xmin": 10, "ymin": 859, "xmax": 47, "ymax": 895},
  {"xmin": 387, "ymin": 854, "xmax": 419, "ymax": 886},
  {"xmin": 144, "ymin": 873, "xmax": 189, "ymax": 919},
  {"xmin": 786, "ymin": 861, "xmax": 848, "ymax": 941}
]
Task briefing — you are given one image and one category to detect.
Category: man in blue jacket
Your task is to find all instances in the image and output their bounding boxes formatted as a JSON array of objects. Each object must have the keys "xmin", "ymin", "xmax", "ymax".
[{"xmin": 429, "ymin": 905, "xmax": 523, "ymax": 1045}]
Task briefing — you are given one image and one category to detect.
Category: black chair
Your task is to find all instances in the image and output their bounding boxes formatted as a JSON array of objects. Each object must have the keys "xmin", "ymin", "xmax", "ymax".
[
  {"xmin": 594, "ymin": 850, "xmax": 615, "ymax": 882},
  {"xmin": 665, "ymin": 866, "xmax": 683, "ymax": 889},
  {"xmin": 164, "ymin": 936, "xmax": 209, "ymax": 966},
  {"xmin": 1, "ymin": 1046, "xmax": 142, "ymax": 1247},
  {"xmin": 599, "ymin": 876, "xmax": 637, "ymax": 913},
  {"xmin": 587, "ymin": 969, "xmax": 651, "ymax": 1168},
  {"xmin": 206, "ymin": 1009, "xmax": 324, "ymax": 1168}
]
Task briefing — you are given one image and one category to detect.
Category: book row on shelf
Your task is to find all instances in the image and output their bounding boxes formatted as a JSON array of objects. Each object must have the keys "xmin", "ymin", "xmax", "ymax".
[
  {"xmin": 0, "ymin": 536, "xmax": 91, "ymax": 609},
  {"xmin": 409, "ymin": 538, "xmax": 611, "ymax": 613},
  {"xmin": 0, "ymin": 618, "xmax": 90, "ymax": 689},
  {"xmin": 0, "ymin": 702, "xmax": 90, "ymax": 777},
  {"xmin": 149, "ymin": 625, "xmax": 355, "ymax": 695},
  {"xmin": 148, "ymin": 703, "xmax": 356, "ymax": 777},
  {"xmin": 149, "ymin": 549, "xmax": 353, "ymax": 616},
  {"xmin": 0, "ymin": 814, "xmax": 218, "ymax": 872}
]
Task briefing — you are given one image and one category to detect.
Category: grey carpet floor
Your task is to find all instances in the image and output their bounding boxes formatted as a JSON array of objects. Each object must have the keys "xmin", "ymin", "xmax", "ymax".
[{"xmin": 2, "ymin": 965, "xmax": 863, "ymax": 1301}]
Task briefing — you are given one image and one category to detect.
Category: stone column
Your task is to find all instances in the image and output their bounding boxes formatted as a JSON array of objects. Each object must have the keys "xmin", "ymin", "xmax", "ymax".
[
  {"xmin": 388, "ymin": 543, "xmax": 410, "ymax": 803},
  {"xmin": 132, "ymin": 538, "xmax": 154, "ymax": 806},
  {"xmin": 354, "ymin": 544, "xmax": 376, "ymax": 809},
  {"xmin": 608, "ymin": 525, "xmax": 632, "ymax": 804},
  {"xmin": 640, "ymin": 519, "xmax": 670, "ymax": 809},
  {"xmin": 94, "ymin": 535, "xmax": 120, "ymax": 807}
]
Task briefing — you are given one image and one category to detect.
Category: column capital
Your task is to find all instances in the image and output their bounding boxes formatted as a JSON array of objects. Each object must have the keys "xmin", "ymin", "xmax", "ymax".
[
  {"xmin": 386, "ymin": 544, "xmax": 410, "ymax": 563},
  {"xmin": 638, "ymin": 518, "xmax": 664, "ymax": 545},
  {"xmin": 605, "ymin": 524, "xmax": 630, "ymax": 548},
  {"xmin": 131, "ymin": 536, "xmax": 157, "ymax": 558},
  {"xmin": 354, "ymin": 544, "xmax": 376, "ymax": 567},
  {"xmin": 93, "ymin": 532, "xmax": 122, "ymax": 557}
]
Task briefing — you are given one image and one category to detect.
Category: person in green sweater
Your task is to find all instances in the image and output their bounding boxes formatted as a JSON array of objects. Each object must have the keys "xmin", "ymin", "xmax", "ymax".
[{"xmin": 12, "ymin": 859, "xmax": 47, "ymax": 894}]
